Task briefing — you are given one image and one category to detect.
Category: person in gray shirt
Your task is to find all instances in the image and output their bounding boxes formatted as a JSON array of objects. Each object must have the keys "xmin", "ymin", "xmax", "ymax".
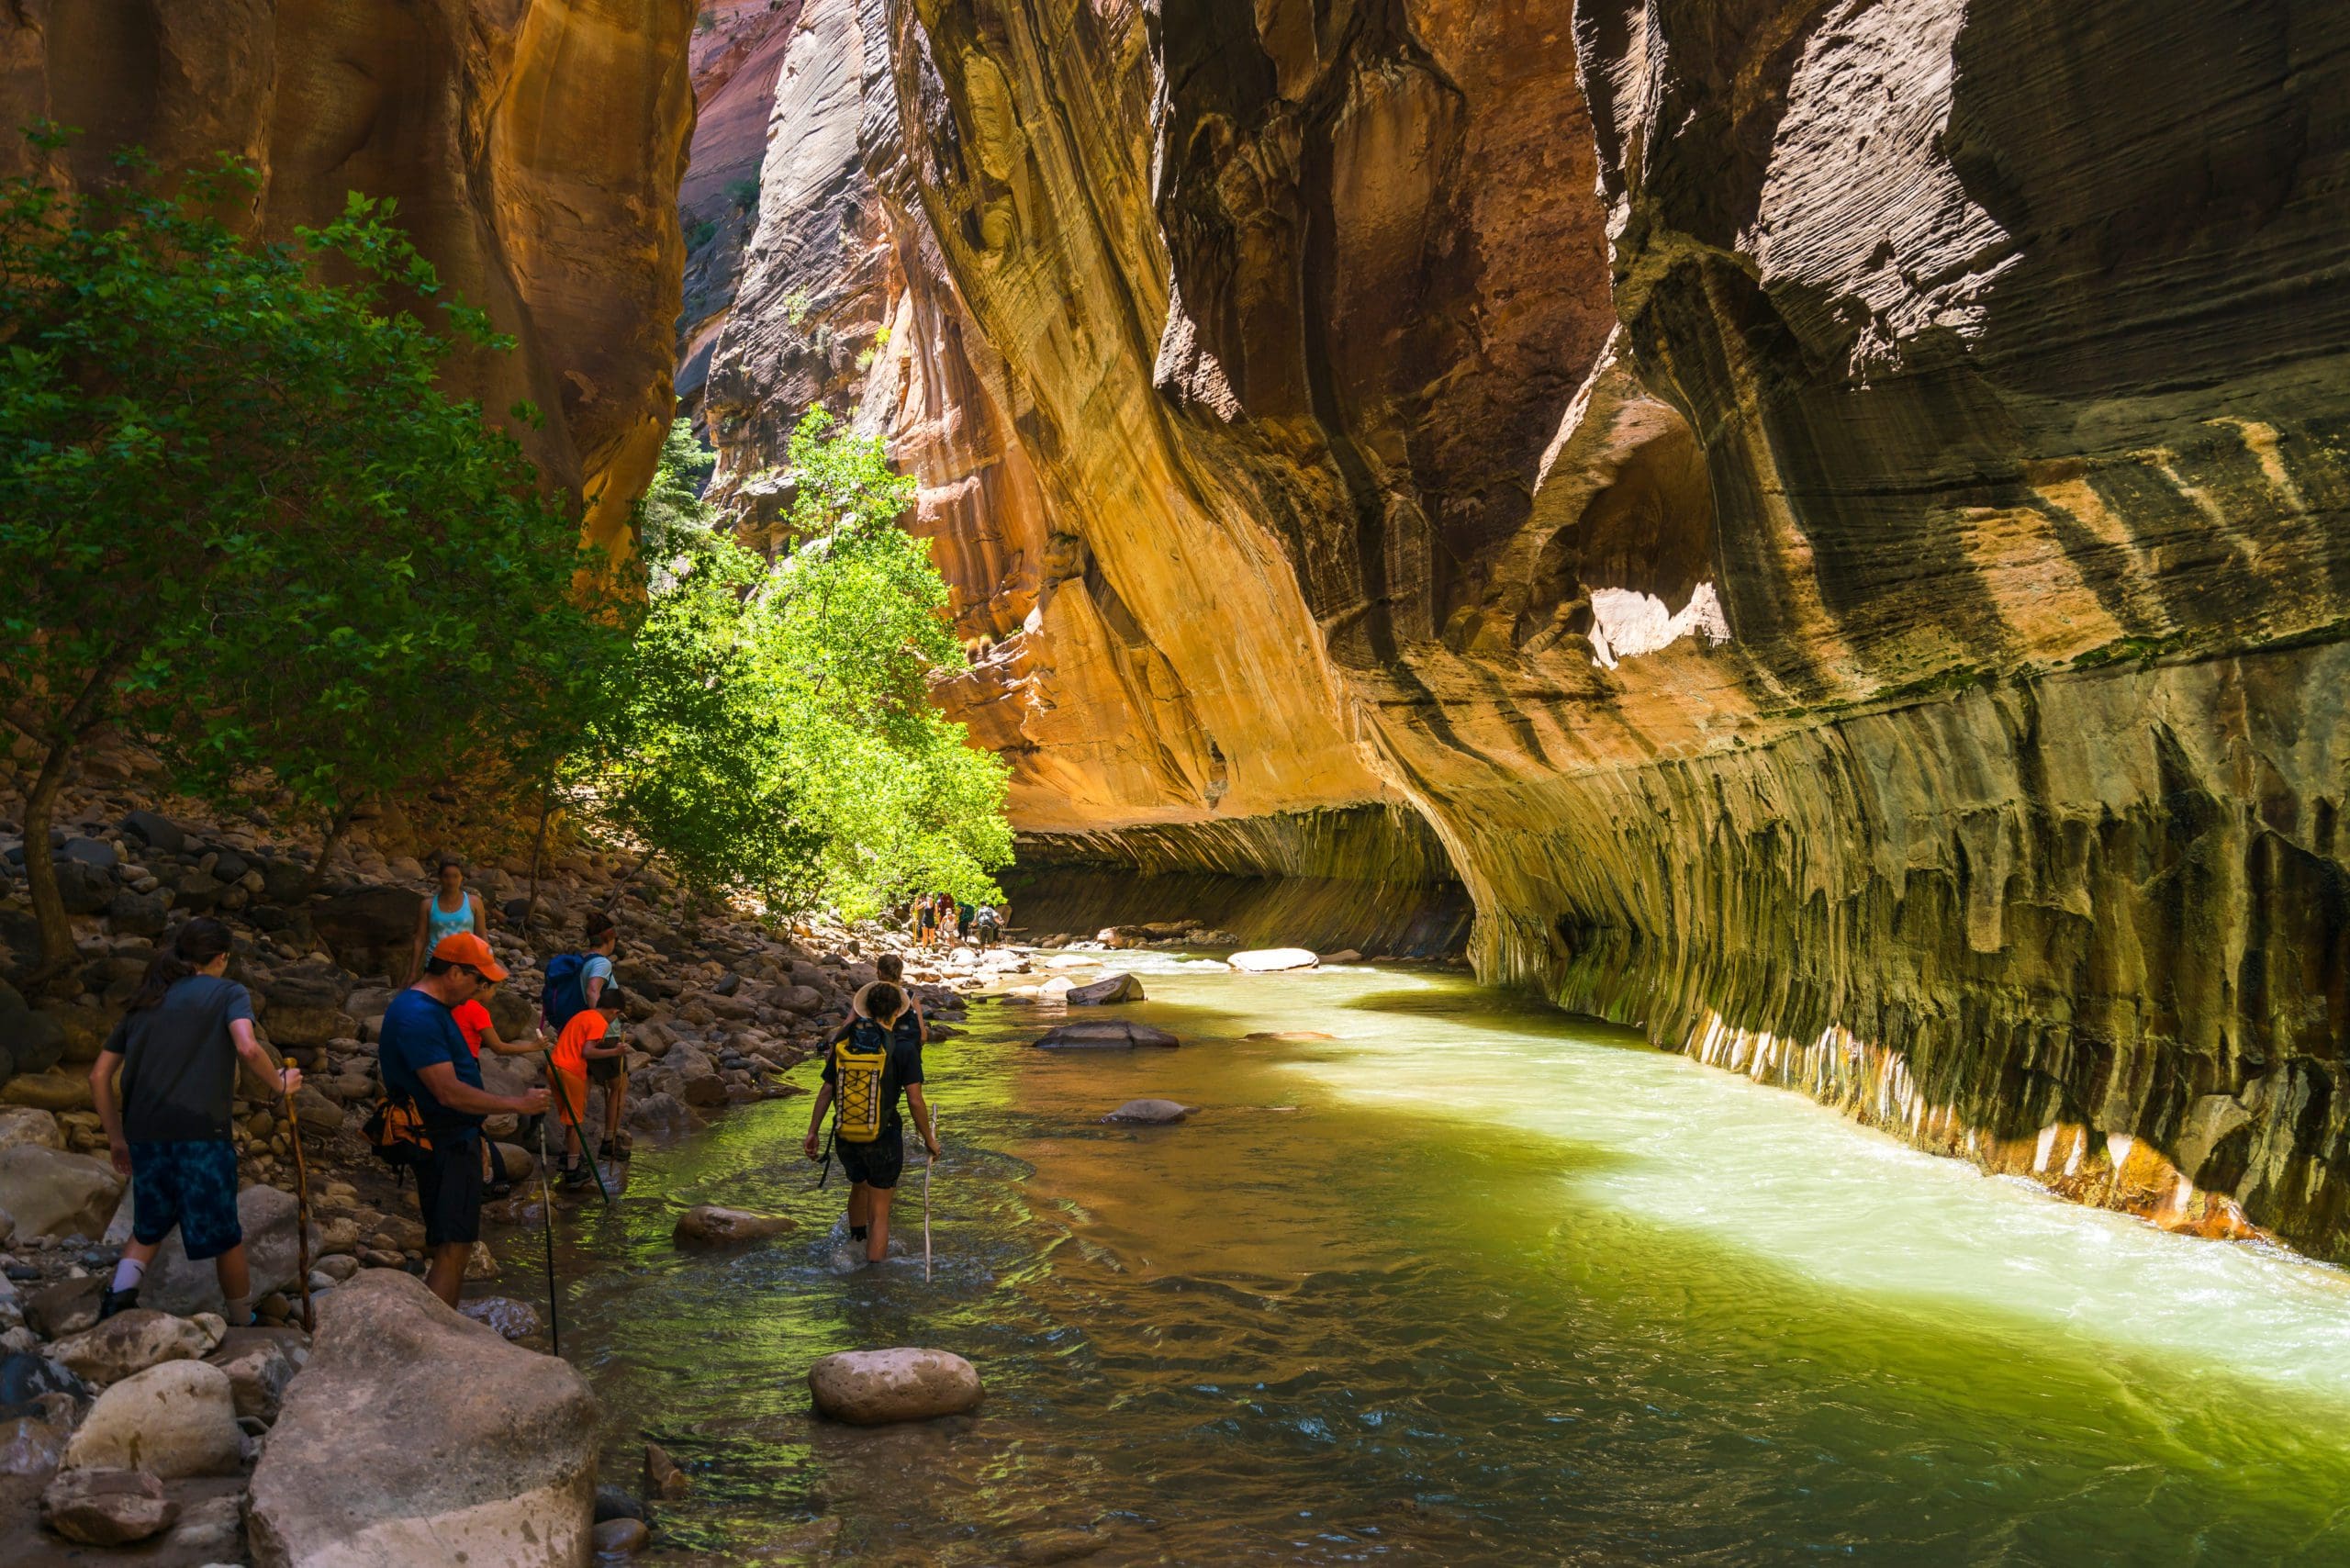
[{"xmin": 90, "ymin": 917, "xmax": 299, "ymax": 1323}]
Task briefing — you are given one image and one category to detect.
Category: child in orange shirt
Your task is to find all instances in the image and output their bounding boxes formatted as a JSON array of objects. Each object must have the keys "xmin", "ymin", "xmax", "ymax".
[
  {"xmin": 547, "ymin": 985, "xmax": 627, "ymax": 1188},
  {"xmin": 453, "ymin": 987, "xmax": 543, "ymax": 1196}
]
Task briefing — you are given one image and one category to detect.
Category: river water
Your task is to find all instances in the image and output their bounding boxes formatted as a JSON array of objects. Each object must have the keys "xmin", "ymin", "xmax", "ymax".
[{"xmin": 506, "ymin": 954, "xmax": 2350, "ymax": 1564}]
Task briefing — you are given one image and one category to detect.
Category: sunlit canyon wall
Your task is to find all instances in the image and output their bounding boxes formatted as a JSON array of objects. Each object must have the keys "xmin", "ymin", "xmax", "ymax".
[{"xmin": 693, "ymin": 0, "xmax": 2348, "ymax": 1249}]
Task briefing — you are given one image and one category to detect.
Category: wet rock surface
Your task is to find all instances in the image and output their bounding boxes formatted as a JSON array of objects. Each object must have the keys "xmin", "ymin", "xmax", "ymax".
[
  {"xmin": 1035, "ymin": 1022, "xmax": 1181, "ymax": 1051},
  {"xmin": 807, "ymin": 1347, "xmax": 983, "ymax": 1426}
]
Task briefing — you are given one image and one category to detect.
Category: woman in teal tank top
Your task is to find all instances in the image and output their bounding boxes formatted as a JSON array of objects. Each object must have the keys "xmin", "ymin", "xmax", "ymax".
[{"xmin": 408, "ymin": 855, "xmax": 486, "ymax": 983}]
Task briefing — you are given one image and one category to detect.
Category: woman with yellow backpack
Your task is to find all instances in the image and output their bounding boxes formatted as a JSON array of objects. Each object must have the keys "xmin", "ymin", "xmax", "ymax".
[{"xmin": 801, "ymin": 979, "xmax": 939, "ymax": 1267}]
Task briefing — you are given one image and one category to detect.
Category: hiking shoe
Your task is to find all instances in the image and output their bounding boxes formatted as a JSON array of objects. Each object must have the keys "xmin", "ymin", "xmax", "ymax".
[
  {"xmin": 611, "ymin": 1131, "xmax": 633, "ymax": 1160},
  {"xmin": 96, "ymin": 1287, "xmax": 140, "ymax": 1321}
]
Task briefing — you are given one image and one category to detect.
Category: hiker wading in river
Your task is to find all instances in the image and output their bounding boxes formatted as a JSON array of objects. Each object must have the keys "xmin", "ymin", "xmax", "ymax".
[
  {"xmin": 379, "ymin": 932, "xmax": 549, "ymax": 1305},
  {"xmin": 408, "ymin": 853, "xmax": 487, "ymax": 985},
  {"xmin": 547, "ymin": 982, "xmax": 628, "ymax": 1188},
  {"xmin": 89, "ymin": 917, "xmax": 300, "ymax": 1324},
  {"xmin": 804, "ymin": 977, "xmax": 938, "ymax": 1266}
]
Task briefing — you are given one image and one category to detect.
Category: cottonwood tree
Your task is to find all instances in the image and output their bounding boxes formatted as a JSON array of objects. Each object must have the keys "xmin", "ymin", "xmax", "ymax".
[
  {"xmin": 570, "ymin": 413, "xmax": 1010, "ymax": 918},
  {"xmin": 0, "ymin": 132, "xmax": 615, "ymax": 978}
]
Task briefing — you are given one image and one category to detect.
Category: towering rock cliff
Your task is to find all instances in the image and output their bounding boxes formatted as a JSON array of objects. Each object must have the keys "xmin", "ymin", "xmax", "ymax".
[
  {"xmin": 0, "ymin": 0, "xmax": 698, "ymax": 556},
  {"xmin": 703, "ymin": 0, "xmax": 2350, "ymax": 1252}
]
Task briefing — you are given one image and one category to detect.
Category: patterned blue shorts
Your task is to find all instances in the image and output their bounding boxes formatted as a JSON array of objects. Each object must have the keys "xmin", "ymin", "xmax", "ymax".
[{"xmin": 129, "ymin": 1139, "xmax": 243, "ymax": 1260}]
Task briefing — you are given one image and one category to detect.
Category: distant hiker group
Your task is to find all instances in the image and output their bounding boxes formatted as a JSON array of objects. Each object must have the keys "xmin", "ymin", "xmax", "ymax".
[{"xmin": 912, "ymin": 890, "xmax": 1002, "ymax": 950}]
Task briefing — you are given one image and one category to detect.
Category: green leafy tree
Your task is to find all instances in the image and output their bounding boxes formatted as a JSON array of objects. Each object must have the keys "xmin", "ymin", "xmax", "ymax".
[
  {"xmin": 573, "ymin": 414, "xmax": 1009, "ymax": 918},
  {"xmin": 0, "ymin": 130, "xmax": 617, "ymax": 976}
]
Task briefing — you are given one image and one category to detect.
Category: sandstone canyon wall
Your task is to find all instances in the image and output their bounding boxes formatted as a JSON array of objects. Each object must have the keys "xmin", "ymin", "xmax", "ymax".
[
  {"xmin": 1, "ymin": 0, "xmax": 699, "ymax": 556},
  {"xmin": 703, "ymin": 1, "xmax": 2350, "ymax": 1250}
]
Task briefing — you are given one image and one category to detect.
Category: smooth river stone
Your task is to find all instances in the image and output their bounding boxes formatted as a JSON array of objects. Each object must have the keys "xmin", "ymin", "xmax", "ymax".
[
  {"xmin": 675, "ymin": 1204, "xmax": 796, "ymax": 1247},
  {"xmin": 1033, "ymin": 1021, "xmax": 1181, "ymax": 1050},
  {"xmin": 1066, "ymin": 972, "xmax": 1145, "ymax": 1005},
  {"xmin": 808, "ymin": 1348, "xmax": 983, "ymax": 1426},
  {"xmin": 1103, "ymin": 1099, "xmax": 1192, "ymax": 1125},
  {"xmin": 1228, "ymin": 948, "xmax": 1319, "ymax": 972}
]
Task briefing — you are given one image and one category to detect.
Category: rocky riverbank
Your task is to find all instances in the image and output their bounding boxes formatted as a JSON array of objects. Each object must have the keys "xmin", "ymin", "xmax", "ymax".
[{"xmin": 0, "ymin": 766, "xmax": 1026, "ymax": 1561}]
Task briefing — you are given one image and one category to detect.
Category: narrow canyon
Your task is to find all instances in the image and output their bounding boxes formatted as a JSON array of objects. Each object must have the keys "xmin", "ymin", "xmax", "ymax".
[
  {"xmin": 673, "ymin": 0, "xmax": 2350, "ymax": 1258},
  {"xmin": 12, "ymin": 0, "xmax": 2344, "ymax": 1253}
]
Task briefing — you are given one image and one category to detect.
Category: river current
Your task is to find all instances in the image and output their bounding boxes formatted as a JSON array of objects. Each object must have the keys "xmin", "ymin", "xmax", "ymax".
[{"xmin": 504, "ymin": 953, "xmax": 2350, "ymax": 1564}]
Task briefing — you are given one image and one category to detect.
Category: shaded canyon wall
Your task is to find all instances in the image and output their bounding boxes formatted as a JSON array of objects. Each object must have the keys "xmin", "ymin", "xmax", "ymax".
[
  {"xmin": 1, "ymin": 0, "xmax": 699, "ymax": 556},
  {"xmin": 693, "ymin": 1, "xmax": 2350, "ymax": 1252}
]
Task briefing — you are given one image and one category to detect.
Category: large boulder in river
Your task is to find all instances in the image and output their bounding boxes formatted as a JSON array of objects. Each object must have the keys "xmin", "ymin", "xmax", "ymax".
[
  {"xmin": 1229, "ymin": 947, "xmax": 1319, "ymax": 972},
  {"xmin": 808, "ymin": 1348, "xmax": 983, "ymax": 1426},
  {"xmin": 249, "ymin": 1270, "xmax": 599, "ymax": 1568},
  {"xmin": 142, "ymin": 1183, "xmax": 316, "ymax": 1316},
  {"xmin": 0, "ymin": 1105, "xmax": 62, "ymax": 1150},
  {"xmin": 1103, "ymin": 1099, "xmax": 1193, "ymax": 1125},
  {"xmin": 1034, "ymin": 1021, "xmax": 1181, "ymax": 1050},
  {"xmin": 1066, "ymin": 972, "xmax": 1145, "ymax": 1005},
  {"xmin": 0, "ymin": 1142, "xmax": 123, "ymax": 1239},
  {"xmin": 674, "ymin": 1205, "xmax": 794, "ymax": 1248}
]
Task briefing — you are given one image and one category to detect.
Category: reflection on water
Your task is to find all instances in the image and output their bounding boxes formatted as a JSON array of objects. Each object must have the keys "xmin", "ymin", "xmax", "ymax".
[{"xmin": 500, "ymin": 958, "xmax": 2350, "ymax": 1565}]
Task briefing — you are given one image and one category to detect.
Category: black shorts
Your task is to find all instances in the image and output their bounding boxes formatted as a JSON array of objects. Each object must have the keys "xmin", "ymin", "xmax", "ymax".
[
  {"xmin": 417, "ymin": 1133, "xmax": 484, "ymax": 1248},
  {"xmin": 835, "ymin": 1126, "xmax": 903, "ymax": 1190},
  {"xmin": 589, "ymin": 1055, "xmax": 625, "ymax": 1085}
]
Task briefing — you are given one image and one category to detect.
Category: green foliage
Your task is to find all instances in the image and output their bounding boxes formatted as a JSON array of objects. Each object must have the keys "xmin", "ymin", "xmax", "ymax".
[
  {"xmin": 685, "ymin": 217, "xmax": 718, "ymax": 251},
  {"xmin": 782, "ymin": 287, "xmax": 812, "ymax": 327},
  {"xmin": 697, "ymin": 8, "xmax": 718, "ymax": 33},
  {"xmin": 0, "ymin": 126, "xmax": 621, "ymax": 967},
  {"xmin": 578, "ymin": 414, "xmax": 1010, "ymax": 917},
  {"xmin": 726, "ymin": 176, "xmax": 760, "ymax": 211}
]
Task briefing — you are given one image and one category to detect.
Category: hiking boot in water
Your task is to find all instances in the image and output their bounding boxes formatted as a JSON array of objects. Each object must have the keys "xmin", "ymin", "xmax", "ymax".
[{"xmin": 612, "ymin": 1130, "xmax": 633, "ymax": 1160}]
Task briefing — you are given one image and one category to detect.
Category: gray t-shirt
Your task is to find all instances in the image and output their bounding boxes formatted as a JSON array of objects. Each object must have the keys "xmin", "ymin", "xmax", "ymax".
[{"xmin": 104, "ymin": 975, "xmax": 254, "ymax": 1143}]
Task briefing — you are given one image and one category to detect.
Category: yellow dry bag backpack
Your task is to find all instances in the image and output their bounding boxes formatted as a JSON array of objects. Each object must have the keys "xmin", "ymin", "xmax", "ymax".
[{"xmin": 831, "ymin": 1017, "xmax": 892, "ymax": 1144}]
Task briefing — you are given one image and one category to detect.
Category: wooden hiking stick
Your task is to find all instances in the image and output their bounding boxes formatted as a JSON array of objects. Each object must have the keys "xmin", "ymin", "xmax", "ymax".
[
  {"xmin": 535, "ymin": 1101, "xmax": 561, "ymax": 1358},
  {"xmin": 280, "ymin": 1073, "xmax": 315, "ymax": 1333}
]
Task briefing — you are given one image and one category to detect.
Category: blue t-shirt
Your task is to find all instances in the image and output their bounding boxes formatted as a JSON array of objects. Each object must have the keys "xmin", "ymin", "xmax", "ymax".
[{"xmin": 379, "ymin": 987, "xmax": 484, "ymax": 1139}]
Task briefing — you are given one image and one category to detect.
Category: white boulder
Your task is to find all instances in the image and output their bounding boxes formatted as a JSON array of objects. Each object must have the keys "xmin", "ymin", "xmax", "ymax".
[{"xmin": 1229, "ymin": 947, "xmax": 1319, "ymax": 973}]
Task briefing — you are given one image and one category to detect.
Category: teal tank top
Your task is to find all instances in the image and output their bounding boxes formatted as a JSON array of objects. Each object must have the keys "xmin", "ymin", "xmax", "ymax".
[{"xmin": 426, "ymin": 891, "xmax": 473, "ymax": 946}]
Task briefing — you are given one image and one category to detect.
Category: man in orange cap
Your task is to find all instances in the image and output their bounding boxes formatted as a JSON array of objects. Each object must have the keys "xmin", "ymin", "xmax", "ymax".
[{"xmin": 378, "ymin": 932, "xmax": 548, "ymax": 1305}]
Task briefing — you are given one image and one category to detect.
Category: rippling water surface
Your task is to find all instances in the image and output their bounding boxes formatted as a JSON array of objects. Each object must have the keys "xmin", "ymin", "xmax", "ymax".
[{"xmin": 502, "ymin": 956, "xmax": 2350, "ymax": 1564}]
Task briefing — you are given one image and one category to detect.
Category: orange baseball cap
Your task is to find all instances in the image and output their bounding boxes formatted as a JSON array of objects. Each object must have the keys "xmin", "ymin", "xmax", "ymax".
[{"xmin": 431, "ymin": 932, "xmax": 509, "ymax": 981}]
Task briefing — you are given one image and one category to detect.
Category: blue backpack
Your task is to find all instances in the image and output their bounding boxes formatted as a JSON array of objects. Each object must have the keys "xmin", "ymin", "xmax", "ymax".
[{"xmin": 542, "ymin": 952, "xmax": 589, "ymax": 1030}]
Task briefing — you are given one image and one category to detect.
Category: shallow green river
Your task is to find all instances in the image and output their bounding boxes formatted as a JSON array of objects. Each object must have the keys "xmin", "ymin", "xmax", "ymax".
[{"xmin": 502, "ymin": 956, "xmax": 2350, "ymax": 1564}]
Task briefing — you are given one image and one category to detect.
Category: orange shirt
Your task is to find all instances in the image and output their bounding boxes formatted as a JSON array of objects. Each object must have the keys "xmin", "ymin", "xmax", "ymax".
[
  {"xmin": 452, "ymin": 1000, "xmax": 492, "ymax": 1059},
  {"xmin": 551, "ymin": 1011, "xmax": 609, "ymax": 1077}
]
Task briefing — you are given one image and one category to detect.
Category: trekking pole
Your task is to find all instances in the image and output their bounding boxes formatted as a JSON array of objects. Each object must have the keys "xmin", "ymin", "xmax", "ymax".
[
  {"xmin": 540, "ymin": 1049, "xmax": 613, "ymax": 1206},
  {"xmin": 535, "ymin": 1105, "xmax": 561, "ymax": 1358},
  {"xmin": 279, "ymin": 1070, "xmax": 316, "ymax": 1333},
  {"xmin": 923, "ymin": 1112, "xmax": 938, "ymax": 1282}
]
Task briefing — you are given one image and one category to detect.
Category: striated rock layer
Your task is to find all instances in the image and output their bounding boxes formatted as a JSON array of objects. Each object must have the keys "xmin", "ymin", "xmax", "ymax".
[
  {"xmin": 0, "ymin": 0, "xmax": 698, "ymax": 558},
  {"xmin": 700, "ymin": 2, "xmax": 2350, "ymax": 1252}
]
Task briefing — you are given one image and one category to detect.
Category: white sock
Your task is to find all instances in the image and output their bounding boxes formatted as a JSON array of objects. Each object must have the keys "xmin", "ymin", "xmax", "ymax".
[{"xmin": 109, "ymin": 1258, "xmax": 146, "ymax": 1294}]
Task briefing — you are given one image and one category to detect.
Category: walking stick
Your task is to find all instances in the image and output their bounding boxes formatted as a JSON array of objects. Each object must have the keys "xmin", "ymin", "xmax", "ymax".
[
  {"xmin": 540, "ymin": 1048, "xmax": 612, "ymax": 1205},
  {"xmin": 279, "ymin": 1071, "xmax": 315, "ymax": 1333},
  {"xmin": 923, "ymin": 1113, "xmax": 938, "ymax": 1282},
  {"xmin": 535, "ymin": 1103, "xmax": 561, "ymax": 1358}
]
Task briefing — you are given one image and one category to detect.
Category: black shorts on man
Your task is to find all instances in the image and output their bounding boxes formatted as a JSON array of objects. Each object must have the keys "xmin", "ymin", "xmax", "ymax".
[
  {"xmin": 835, "ymin": 1126, "xmax": 905, "ymax": 1190},
  {"xmin": 415, "ymin": 1134, "xmax": 485, "ymax": 1248}
]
